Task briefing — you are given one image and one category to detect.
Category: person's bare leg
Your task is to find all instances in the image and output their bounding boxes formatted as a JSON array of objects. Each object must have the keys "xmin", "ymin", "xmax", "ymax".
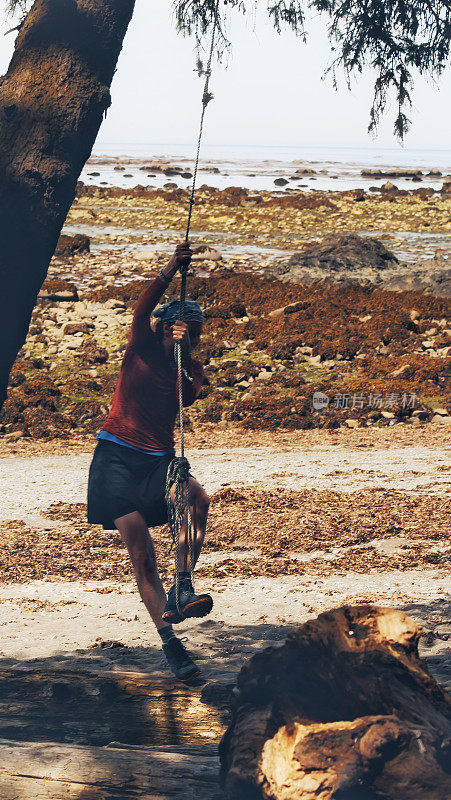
[
  {"xmin": 114, "ymin": 510, "xmax": 166, "ymax": 629},
  {"xmin": 172, "ymin": 477, "xmax": 210, "ymax": 572},
  {"xmin": 115, "ymin": 510, "xmax": 200, "ymax": 679}
]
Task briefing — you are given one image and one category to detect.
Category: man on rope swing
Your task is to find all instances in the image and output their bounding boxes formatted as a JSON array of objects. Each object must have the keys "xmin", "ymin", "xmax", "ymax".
[{"xmin": 87, "ymin": 242, "xmax": 212, "ymax": 681}]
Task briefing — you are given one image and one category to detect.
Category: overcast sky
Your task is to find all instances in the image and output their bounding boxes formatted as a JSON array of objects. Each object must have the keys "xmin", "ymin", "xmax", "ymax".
[{"xmin": 1, "ymin": 0, "xmax": 450, "ymax": 152}]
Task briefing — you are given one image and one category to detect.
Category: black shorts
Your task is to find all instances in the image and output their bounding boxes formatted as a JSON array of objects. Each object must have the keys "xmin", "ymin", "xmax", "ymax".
[{"xmin": 87, "ymin": 440, "xmax": 174, "ymax": 530}]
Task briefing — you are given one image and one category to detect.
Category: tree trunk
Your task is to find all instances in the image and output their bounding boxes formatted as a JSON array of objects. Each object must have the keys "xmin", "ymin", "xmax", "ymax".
[
  {"xmin": 219, "ymin": 605, "xmax": 451, "ymax": 800},
  {"xmin": 0, "ymin": 0, "xmax": 136, "ymax": 408}
]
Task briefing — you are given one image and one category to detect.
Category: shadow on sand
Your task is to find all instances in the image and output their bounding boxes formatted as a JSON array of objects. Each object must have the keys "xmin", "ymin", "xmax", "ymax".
[{"xmin": 0, "ymin": 605, "xmax": 449, "ymax": 799}]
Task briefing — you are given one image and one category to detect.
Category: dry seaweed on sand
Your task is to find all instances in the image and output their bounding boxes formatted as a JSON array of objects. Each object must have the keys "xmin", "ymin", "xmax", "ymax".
[{"xmin": 0, "ymin": 489, "xmax": 448, "ymax": 583}]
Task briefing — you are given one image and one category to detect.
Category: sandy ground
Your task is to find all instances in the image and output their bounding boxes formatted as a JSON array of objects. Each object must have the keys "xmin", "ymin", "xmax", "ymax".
[
  {"xmin": 0, "ymin": 574, "xmax": 449, "ymax": 689},
  {"xmin": 0, "ymin": 438, "xmax": 449, "ymax": 693},
  {"xmin": 1, "ymin": 441, "xmax": 450, "ymax": 524}
]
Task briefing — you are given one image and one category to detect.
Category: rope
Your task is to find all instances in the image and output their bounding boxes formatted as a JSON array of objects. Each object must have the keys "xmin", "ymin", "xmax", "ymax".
[
  {"xmin": 166, "ymin": 2, "xmax": 220, "ymax": 618},
  {"xmin": 184, "ymin": 4, "xmax": 219, "ymax": 244},
  {"xmin": 165, "ymin": 456, "xmax": 192, "ymax": 615}
]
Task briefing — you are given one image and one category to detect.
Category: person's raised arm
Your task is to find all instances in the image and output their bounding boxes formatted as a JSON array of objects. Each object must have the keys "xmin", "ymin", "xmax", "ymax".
[{"xmin": 130, "ymin": 243, "xmax": 192, "ymax": 344}]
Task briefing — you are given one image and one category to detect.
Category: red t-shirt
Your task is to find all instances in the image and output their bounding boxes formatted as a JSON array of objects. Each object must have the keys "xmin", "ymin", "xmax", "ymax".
[{"xmin": 103, "ymin": 276, "xmax": 204, "ymax": 452}]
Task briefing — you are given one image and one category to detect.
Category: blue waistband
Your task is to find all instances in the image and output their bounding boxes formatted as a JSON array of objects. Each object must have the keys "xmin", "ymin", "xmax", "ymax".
[{"xmin": 96, "ymin": 430, "xmax": 175, "ymax": 457}]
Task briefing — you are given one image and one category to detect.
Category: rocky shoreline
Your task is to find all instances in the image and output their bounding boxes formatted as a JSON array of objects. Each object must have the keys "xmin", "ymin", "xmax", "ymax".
[
  {"xmin": 1, "ymin": 183, "xmax": 450, "ymax": 444},
  {"xmin": 81, "ymin": 152, "xmax": 451, "ymax": 194}
]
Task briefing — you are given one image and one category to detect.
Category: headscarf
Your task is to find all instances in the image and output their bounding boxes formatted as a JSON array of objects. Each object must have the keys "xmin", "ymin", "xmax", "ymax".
[{"xmin": 153, "ymin": 299, "xmax": 203, "ymax": 326}]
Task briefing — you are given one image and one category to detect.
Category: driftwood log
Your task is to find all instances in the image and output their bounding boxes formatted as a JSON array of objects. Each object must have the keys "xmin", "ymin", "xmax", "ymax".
[
  {"xmin": 0, "ymin": 668, "xmax": 232, "ymax": 746},
  {"xmin": 219, "ymin": 605, "xmax": 451, "ymax": 800},
  {"xmin": 0, "ymin": 741, "xmax": 224, "ymax": 800},
  {"xmin": 0, "ymin": 670, "xmax": 232, "ymax": 798}
]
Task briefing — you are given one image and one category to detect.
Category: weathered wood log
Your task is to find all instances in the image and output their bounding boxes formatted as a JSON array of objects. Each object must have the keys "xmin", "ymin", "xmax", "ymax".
[
  {"xmin": 0, "ymin": 740, "xmax": 225, "ymax": 799},
  {"xmin": 219, "ymin": 605, "xmax": 451, "ymax": 800},
  {"xmin": 0, "ymin": 668, "xmax": 232, "ymax": 746}
]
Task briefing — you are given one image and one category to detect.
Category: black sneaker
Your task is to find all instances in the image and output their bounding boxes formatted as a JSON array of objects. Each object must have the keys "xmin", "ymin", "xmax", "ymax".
[
  {"xmin": 162, "ymin": 635, "xmax": 200, "ymax": 681},
  {"xmin": 162, "ymin": 579, "xmax": 213, "ymax": 624}
]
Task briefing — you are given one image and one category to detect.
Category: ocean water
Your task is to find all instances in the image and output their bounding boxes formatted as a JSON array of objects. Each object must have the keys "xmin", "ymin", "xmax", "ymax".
[{"xmin": 85, "ymin": 142, "xmax": 451, "ymax": 193}]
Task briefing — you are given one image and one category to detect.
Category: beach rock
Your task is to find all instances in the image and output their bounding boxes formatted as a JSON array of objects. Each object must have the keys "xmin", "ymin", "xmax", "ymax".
[
  {"xmin": 413, "ymin": 187, "xmax": 435, "ymax": 199},
  {"xmin": 263, "ymin": 234, "xmax": 451, "ymax": 294},
  {"xmin": 70, "ymin": 207, "xmax": 95, "ymax": 221},
  {"xmin": 266, "ymin": 192, "xmax": 336, "ymax": 211},
  {"xmin": 384, "ymin": 256, "xmax": 451, "ymax": 298},
  {"xmin": 274, "ymin": 178, "xmax": 289, "ymax": 186},
  {"xmin": 139, "ymin": 162, "xmax": 181, "ymax": 174},
  {"xmin": 220, "ymin": 605, "xmax": 451, "ymax": 800},
  {"xmin": 104, "ymin": 298, "xmax": 126, "ymax": 310},
  {"xmin": 361, "ymin": 168, "xmax": 423, "ymax": 178},
  {"xmin": 342, "ymin": 188, "xmax": 366, "ymax": 201},
  {"xmin": 440, "ymin": 180, "xmax": 451, "ymax": 193},
  {"xmin": 282, "ymin": 234, "xmax": 398, "ymax": 278},
  {"xmin": 63, "ymin": 323, "xmax": 92, "ymax": 336},
  {"xmin": 192, "ymin": 245, "xmax": 222, "ymax": 262},
  {"xmin": 163, "ymin": 188, "xmax": 187, "ymax": 203},
  {"xmin": 268, "ymin": 306, "xmax": 285, "ymax": 320},
  {"xmin": 229, "ymin": 302, "xmax": 247, "ymax": 318},
  {"xmin": 391, "ymin": 364, "xmax": 411, "ymax": 378},
  {"xmin": 39, "ymin": 279, "xmax": 79, "ymax": 302},
  {"xmin": 380, "ymin": 181, "xmax": 398, "ymax": 192},
  {"xmin": 412, "ymin": 409, "xmax": 430, "ymax": 420},
  {"xmin": 216, "ymin": 186, "xmax": 249, "ymax": 206},
  {"xmin": 2, "ymin": 430, "xmax": 25, "ymax": 441},
  {"xmin": 163, "ymin": 182, "xmax": 178, "ymax": 189},
  {"xmin": 247, "ymin": 194, "xmax": 263, "ymax": 204},
  {"xmin": 78, "ymin": 343, "xmax": 109, "ymax": 364},
  {"xmin": 431, "ymin": 413, "xmax": 451, "ymax": 424},
  {"xmin": 55, "ymin": 234, "xmax": 90, "ymax": 256},
  {"xmin": 268, "ymin": 301, "xmax": 308, "ymax": 320}
]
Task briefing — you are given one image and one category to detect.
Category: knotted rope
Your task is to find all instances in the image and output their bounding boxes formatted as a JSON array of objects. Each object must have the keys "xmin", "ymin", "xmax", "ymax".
[{"xmin": 166, "ymin": 3, "xmax": 220, "ymax": 617}]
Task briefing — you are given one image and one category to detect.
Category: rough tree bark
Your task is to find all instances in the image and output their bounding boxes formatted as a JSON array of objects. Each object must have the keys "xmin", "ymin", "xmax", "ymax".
[
  {"xmin": 220, "ymin": 605, "xmax": 451, "ymax": 800},
  {"xmin": 0, "ymin": 0, "xmax": 136, "ymax": 409}
]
